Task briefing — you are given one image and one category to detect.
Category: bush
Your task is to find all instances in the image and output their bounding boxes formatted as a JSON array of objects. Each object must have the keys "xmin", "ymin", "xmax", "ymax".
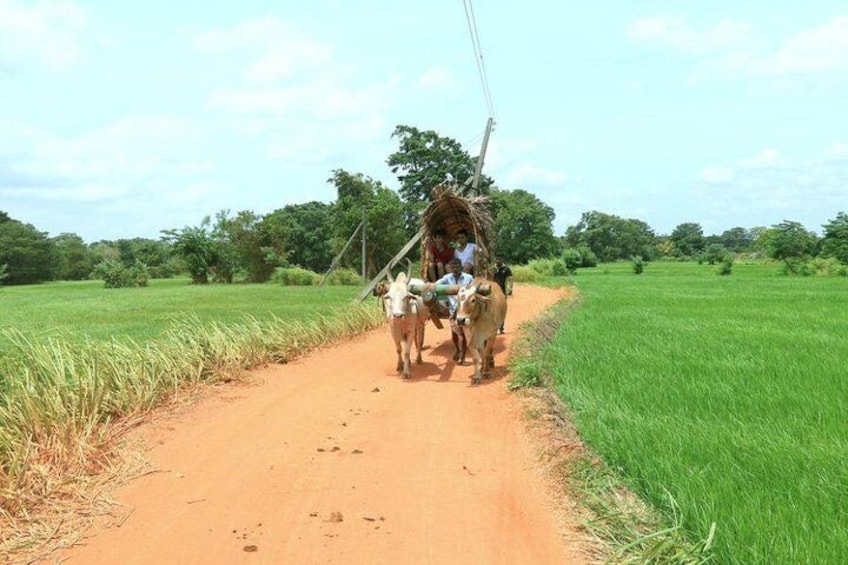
[
  {"xmin": 780, "ymin": 258, "xmax": 813, "ymax": 276},
  {"xmin": 717, "ymin": 255, "xmax": 734, "ymax": 276},
  {"xmin": 561, "ymin": 249, "xmax": 582, "ymax": 273},
  {"xmin": 701, "ymin": 244, "xmax": 729, "ymax": 265},
  {"xmin": 510, "ymin": 265, "xmax": 541, "ymax": 283},
  {"xmin": 92, "ymin": 259, "xmax": 149, "ymax": 288},
  {"xmin": 806, "ymin": 257, "xmax": 848, "ymax": 277},
  {"xmin": 527, "ymin": 258, "xmax": 569, "ymax": 277},
  {"xmin": 576, "ymin": 245, "xmax": 598, "ymax": 268},
  {"xmin": 273, "ymin": 266, "xmax": 320, "ymax": 286},
  {"xmin": 631, "ymin": 256, "xmax": 644, "ymax": 275},
  {"xmin": 325, "ymin": 267, "xmax": 362, "ymax": 286}
]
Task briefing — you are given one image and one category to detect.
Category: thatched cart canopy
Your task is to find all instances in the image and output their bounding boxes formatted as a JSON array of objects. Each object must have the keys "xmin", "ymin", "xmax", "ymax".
[{"xmin": 420, "ymin": 184, "xmax": 494, "ymax": 279}]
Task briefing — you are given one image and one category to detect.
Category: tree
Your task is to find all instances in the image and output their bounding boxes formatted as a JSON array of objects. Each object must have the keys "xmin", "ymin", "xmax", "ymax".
[
  {"xmin": 161, "ymin": 219, "xmax": 221, "ymax": 284},
  {"xmin": 214, "ymin": 210, "xmax": 276, "ymax": 283},
  {"xmin": 328, "ymin": 169, "xmax": 407, "ymax": 278},
  {"xmin": 263, "ymin": 202, "xmax": 334, "ymax": 273},
  {"xmin": 719, "ymin": 227, "xmax": 752, "ymax": 253},
  {"xmin": 565, "ymin": 211, "xmax": 657, "ymax": 262},
  {"xmin": 0, "ymin": 219, "xmax": 56, "ymax": 285},
  {"xmin": 488, "ymin": 189, "xmax": 558, "ymax": 264},
  {"xmin": 670, "ymin": 222, "xmax": 705, "ymax": 257},
  {"xmin": 820, "ymin": 212, "xmax": 848, "ymax": 265},
  {"xmin": 52, "ymin": 233, "xmax": 96, "ymax": 280},
  {"xmin": 759, "ymin": 220, "xmax": 818, "ymax": 271},
  {"xmin": 386, "ymin": 125, "xmax": 494, "ymax": 234}
]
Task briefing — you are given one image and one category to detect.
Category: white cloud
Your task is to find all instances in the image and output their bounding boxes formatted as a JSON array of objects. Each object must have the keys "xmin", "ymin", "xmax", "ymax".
[
  {"xmin": 629, "ymin": 15, "xmax": 848, "ymax": 80},
  {"xmin": 628, "ymin": 17, "xmax": 754, "ymax": 55},
  {"xmin": 692, "ymin": 144, "xmax": 847, "ymax": 233},
  {"xmin": 1, "ymin": 116, "xmax": 210, "ymax": 202},
  {"xmin": 739, "ymin": 148, "xmax": 780, "ymax": 168},
  {"xmin": 700, "ymin": 165, "xmax": 733, "ymax": 183},
  {"xmin": 757, "ymin": 16, "xmax": 848, "ymax": 75},
  {"xmin": 0, "ymin": 0, "xmax": 87, "ymax": 68},
  {"xmin": 418, "ymin": 67, "xmax": 454, "ymax": 89},
  {"xmin": 504, "ymin": 163, "xmax": 567, "ymax": 188},
  {"xmin": 194, "ymin": 17, "xmax": 334, "ymax": 82},
  {"xmin": 825, "ymin": 142, "xmax": 848, "ymax": 159}
]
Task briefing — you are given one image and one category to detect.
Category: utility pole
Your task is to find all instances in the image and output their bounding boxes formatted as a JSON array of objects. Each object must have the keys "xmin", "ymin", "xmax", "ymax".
[
  {"xmin": 361, "ymin": 205, "xmax": 367, "ymax": 281},
  {"xmin": 471, "ymin": 116, "xmax": 494, "ymax": 195}
]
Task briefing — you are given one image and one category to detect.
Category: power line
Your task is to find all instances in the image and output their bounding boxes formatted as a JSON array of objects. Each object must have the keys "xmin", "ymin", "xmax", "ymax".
[{"xmin": 462, "ymin": 0, "xmax": 495, "ymax": 119}]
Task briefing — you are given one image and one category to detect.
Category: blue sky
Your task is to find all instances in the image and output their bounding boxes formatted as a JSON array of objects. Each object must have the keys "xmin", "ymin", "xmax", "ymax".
[{"xmin": 2, "ymin": 0, "xmax": 846, "ymax": 243}]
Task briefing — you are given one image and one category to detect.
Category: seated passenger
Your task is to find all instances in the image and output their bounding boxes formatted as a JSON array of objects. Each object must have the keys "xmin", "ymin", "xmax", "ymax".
[
  {"xmin": 427, "ymin": 229, "xmax": 454, "ymax": 282},
  {"xmin": 453, "ymin": 229, "xmax": 477, "ymax": 275}
]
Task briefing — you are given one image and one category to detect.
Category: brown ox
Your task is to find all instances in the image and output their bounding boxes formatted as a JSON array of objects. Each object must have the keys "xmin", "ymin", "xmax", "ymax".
[
  {"xmin": 382, "ymin": 271, "xmax": 429, "ymax": 379},
  {"xmin": 455, "ymin": 278, "xmax": 507, "ymax": 384}
]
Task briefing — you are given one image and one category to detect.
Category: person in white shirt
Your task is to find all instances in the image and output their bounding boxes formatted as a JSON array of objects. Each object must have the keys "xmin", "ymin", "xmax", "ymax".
[
  {"xmin": 435, "ymin": 258, "xmax": 473, "ymax": 363},
  {"xmin": 453, "ymin": 229, "xmax": 477, "ymax": 274}
]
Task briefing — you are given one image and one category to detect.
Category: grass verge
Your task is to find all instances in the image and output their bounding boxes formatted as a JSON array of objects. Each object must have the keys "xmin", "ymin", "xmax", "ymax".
[{"xmin": 508, "ymin": 286, "xmax": 715, "ymax": 564}]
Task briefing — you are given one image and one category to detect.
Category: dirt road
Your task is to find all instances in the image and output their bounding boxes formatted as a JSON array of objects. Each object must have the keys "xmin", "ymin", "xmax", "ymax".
[{"xmin": 58, "ymin": 284, "xmax": 593, "ymax": 564}]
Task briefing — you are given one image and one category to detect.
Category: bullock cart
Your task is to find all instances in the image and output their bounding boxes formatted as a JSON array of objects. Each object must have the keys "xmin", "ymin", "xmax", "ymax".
[
  {"xmin": 370, "ymin": 184, "xmax": 495, "ymax": 326},
  {"xmin": 414, "ymin": 184, "xmax": 496, "ymax": 327}
]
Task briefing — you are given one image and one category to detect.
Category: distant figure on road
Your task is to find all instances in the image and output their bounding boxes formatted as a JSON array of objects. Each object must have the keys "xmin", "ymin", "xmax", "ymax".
[{"xmin": 492, "ymin": 257, "xmax": 513, "ymax": 334}]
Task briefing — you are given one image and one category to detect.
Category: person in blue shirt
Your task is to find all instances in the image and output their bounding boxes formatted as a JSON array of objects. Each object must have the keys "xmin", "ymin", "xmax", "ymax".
[{"xmin": 435, "ymin": 258, "xmax": 473, "ymax": 363}]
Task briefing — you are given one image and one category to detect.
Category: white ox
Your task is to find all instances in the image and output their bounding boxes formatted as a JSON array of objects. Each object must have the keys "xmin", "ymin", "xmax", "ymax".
[
  {"xmin": 382, "ymin": 271, "xmax": 429, "ymax": 379},
  {"xmin": 455, "ymin": 277, "xmax": 507, "ymax": 384}
]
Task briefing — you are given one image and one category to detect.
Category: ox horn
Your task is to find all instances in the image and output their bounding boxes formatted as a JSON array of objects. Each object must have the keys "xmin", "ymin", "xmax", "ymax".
[
  {"xmin": 386, "ymin": 268, "xmax": 394, "ymax": 283},
  {"xmin": 405, "ymin": 258, "xmax": 413, "ymax": 280}
]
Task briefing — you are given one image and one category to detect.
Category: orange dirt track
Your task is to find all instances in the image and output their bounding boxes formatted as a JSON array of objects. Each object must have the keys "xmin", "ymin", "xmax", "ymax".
[{"xmin": 58, "ymin": 284, "xmax": 595, "ymax": 564}]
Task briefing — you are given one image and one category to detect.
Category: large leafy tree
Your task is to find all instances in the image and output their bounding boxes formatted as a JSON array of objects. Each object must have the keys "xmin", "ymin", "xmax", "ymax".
[
  {"xmin": 759, "ymin": 220, "xmax": 818, "ymax": 269},
  {"xmin": 719, "ymin": 227, "xmax": 753, "ymax": 252},
  {"xmin": 162, "ymin": 218, "xmax": 222, "ymax": 284},
  {"xmin": 214, "ymin": 210, "xmax": 276, "ymax": 283},
  {"xmin": 52, "ymin": 233, "xmax": 96, "ymax": 280},
  {"xmin": 0, "ymin": 219, "xmax": 56, "ymax": 285},
  {"xmin": 263, "ymin": 201, "xmax": 334, "ymax": 273},
  {"xmin": 328, "ymin": 169, "xmax": 407, "ymax": 278},
  {"xmin": 386, "ymin": 125, "xmax": 494, "ymax": 234},
  {"xmin": 488, "ymin": 188, "xmax": 558, "ymax": 264},
  {"xmin": 820, "ymin": 212, "xmax": 848, "ymax": 265},
  {"xmin": 565, "ymin": 211, "xmax": 657, "ymax": 262},
  {"xmin": 670, "ymin": 222, "xmax": 706, "ymax": 257}
]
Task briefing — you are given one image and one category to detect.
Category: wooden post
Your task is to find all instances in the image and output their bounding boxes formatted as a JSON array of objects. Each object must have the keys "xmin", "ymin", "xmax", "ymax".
[
  {"xmin": 471, "ymin": 116, "xmax": 494, "ymax": 196},
  {"xmin": 319, "ymin": 220, "xmax": 363, "ymax": 286},
  {"xmin": 355, "ymin": 229, "xmax": 424, "ymax": 302}
]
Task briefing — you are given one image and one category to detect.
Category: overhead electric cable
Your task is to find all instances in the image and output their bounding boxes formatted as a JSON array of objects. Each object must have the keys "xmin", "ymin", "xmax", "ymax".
[{"xmin": 462, "ymin": 0, "xmax": 495, "ymax": 118}]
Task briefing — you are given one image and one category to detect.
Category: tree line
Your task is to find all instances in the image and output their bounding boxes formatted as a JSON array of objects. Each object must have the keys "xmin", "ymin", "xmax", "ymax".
[{"xmin": 2, "ymin": 125, "xmax": 848, "ymax": 287}]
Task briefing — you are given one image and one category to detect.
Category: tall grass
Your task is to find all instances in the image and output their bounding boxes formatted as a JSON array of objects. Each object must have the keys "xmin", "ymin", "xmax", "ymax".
[
  {"xmin": 0, "ymin": 281, "xmax": 384, "ymax": 523},
  {"xmin": 546, "ymin": 261, "xmax": 848, "ymax": 563}
]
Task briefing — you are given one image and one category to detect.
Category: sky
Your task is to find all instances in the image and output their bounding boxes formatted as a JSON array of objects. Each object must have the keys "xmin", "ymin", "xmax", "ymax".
[{"xmin": 2, "ymin": 0, "xmax": 847, "ymax": 243}]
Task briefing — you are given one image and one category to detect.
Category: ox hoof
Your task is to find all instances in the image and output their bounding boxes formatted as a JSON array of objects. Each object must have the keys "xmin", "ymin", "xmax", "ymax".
[
  {"xmin": 452, "ymin": 350, "xmax": 460, "ymax": 362},
  {"xmin": 416, "ymin": 357, "xmax": 423, "ymax": 365},
  {"xmin": 471, "ymin": 376, "xmax": 482, "ymax": 385},
  {"xmin": 402, "ymin": 374, "xmax": 411, "ymax": 379}
]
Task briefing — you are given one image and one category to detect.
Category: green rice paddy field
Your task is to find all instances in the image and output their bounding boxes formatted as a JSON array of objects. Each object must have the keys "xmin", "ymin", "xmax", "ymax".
[
  {"xmin": 0, "ymin": 278, "xmax": 361, "ymax": 351},
  {"xmin": 549, "ymin": 262, "xmax": 847, "ymax": 564}
]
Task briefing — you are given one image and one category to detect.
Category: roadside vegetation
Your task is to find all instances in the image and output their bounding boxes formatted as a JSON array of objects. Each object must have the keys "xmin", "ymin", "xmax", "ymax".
[
  {"xmin": 0, "ymin": 280, "xmax": 383, "ymax": 549},
  {"xmin": 515, "ymin": 261, "xmax": 847, "ymax": 564}
]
